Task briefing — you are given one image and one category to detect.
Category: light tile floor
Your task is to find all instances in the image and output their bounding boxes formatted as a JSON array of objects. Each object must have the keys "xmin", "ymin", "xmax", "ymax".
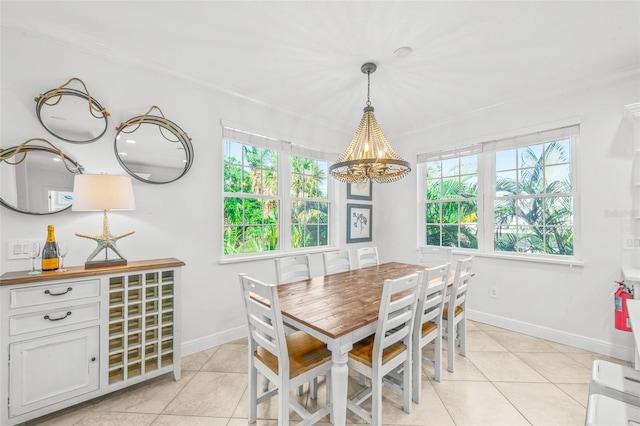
[{"xmin": 22, "ymin": 321, "xmax": 629, "ymax": 425}]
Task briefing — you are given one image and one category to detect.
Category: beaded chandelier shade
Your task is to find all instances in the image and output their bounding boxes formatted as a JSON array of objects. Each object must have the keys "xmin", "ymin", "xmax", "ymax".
[{"xmin": 329, "ymin": 63, "xmax": 411, "ymax": 184}]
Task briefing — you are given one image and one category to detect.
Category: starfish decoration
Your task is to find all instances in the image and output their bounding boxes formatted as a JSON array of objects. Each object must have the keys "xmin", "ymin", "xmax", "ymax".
[{"xmin": 76, "ymin": 211, "xmax": 135, "ymax": 262}]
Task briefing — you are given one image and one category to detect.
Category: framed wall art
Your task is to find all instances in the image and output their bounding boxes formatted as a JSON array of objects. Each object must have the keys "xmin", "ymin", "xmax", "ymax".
[
  {"xmin": 347, "ymin": 203, "xmax": 372, "ymax": 243},
  {"xmin": 346, "ymin": 181, "xmax": 372, "ymax": 201}
]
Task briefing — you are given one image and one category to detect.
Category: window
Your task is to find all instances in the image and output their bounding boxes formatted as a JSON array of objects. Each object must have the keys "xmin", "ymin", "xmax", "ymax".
[
  {"xmin": 419, "ymin": 125, "xmax": 578, "ymax": 259},
  {"xmin": 223, "ymin": 141, "xmax": 279, "ymax": 254},
  {"xmin": 223, "ymin": 127, "xmax": 334, "ymax": 257},
  {"xmin": 290, "ymin": 156, "xmax": 329, "ymax": 248},
  {"xmin": 425, "ymin": 155, "xmax": 479, "ymax": 248},
  {"xmin": 493, "ymin": 139, "xmax": 573, "ymax": 255}
]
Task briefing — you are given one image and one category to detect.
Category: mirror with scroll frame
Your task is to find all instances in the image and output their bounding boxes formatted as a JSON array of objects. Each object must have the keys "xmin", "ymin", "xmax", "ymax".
[
  {"xmin": 35, "ymin": 77, "xmax": 110, "ymax": 144},
  {"xmin": 0, "ymin": 139, "xmax": 84, "ymax": 215},
  {"xmin": 115, "ymin": 106, "xmax": 193, "ymax": 184}
]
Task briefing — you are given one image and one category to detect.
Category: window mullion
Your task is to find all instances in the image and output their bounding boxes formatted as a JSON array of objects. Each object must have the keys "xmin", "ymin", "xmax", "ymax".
[
  {"xmin": 281, "ymin": 151, "xmax": 291, "ymax": 251},
  {"xmin": 479, "ymin": 150, "xmax": 492, "ymax": 253},
  {"xmin": 417, "ymin": 163, "xmax": 427, "ymax": 249}
]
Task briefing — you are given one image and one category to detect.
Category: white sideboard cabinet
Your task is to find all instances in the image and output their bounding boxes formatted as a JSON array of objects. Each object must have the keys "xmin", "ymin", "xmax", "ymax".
[{"xmin": 0, "ymin": 258, "xmax": 184, "ymax": 425}]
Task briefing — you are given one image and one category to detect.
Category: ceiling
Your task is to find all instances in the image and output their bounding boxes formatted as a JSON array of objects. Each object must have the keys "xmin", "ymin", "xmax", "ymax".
[{"xmin": 2, "ymin": 1, "xmax": 640, "ymax": 139}]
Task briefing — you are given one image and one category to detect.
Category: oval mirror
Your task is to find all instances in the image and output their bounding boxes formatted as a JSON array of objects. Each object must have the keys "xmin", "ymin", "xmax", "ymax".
[
  {"xmin": 0, "ymin": 139, "xmax": 84, "ymax": 215},
  {"xmin": 35, "ymin": 77, "xmax": 110, "ymax": 144},
  {"xmin": 115, "ymin": 106, "xmax": 193, "ymax": 184}
]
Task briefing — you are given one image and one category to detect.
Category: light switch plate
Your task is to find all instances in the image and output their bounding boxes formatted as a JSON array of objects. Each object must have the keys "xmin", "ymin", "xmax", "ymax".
[
  {"xmin": 7, "ymin": 240, "xmax": 40, "ymax": 260},
  {"xmin": 623, "ymin": 235, "xmax": 640, "ymax": 251}
]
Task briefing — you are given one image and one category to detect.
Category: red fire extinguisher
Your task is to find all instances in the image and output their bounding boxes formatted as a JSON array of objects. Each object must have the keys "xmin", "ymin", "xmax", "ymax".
[{"xmin": 615, "ymin": 281, "xmax": 633, "ymax": 332}]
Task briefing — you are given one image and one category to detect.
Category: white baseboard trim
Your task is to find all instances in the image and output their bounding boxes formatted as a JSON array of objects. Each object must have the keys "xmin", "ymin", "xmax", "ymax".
[
  {"xmin": 181, "ymin": 325, "xmax": 246, "ymax": 357},
  {"xmin": 468, "ymin": 309, "xmax": 634, "ymax": 362}
]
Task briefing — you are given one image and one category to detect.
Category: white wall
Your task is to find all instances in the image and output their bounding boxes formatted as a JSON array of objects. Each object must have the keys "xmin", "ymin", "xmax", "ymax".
[
  {"xmin": 0, "ymin": 27, "xmax": 359, "ymax": 354},
  {"xmin": 2, "ymin": 25, "xmax": 639, "ymax": 360},
  {"xmin": 377, "ymin": 77, "xmax": 640, "ymax": 359}
]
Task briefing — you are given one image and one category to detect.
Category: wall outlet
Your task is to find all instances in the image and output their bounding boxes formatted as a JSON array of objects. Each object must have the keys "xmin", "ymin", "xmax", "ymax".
[
  {"xmin": 7, "ymin": 239, "xmax": 40, "ymax": 260},
  {"xmin": 623, "ymin": 235, "xmax": 640, "ymax": 251},
  {"xmin": 489, "ymin": 287, "xmax": 498, "ymax": 298}
]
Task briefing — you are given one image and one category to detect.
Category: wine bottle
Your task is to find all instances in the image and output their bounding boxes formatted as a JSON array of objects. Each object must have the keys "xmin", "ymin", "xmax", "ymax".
[{"xmin": 41, "ymin": 225, "xmax": 59, "ymax": 271}]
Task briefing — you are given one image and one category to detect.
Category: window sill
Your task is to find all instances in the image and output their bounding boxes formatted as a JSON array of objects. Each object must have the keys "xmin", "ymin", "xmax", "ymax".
[
  {"xmin": 453, "ymin": 249, "xmax": 585, "ymax": 267},
  {"xmin": 219, "ymin": 247, "xmax": 338, "ymax": 265}
]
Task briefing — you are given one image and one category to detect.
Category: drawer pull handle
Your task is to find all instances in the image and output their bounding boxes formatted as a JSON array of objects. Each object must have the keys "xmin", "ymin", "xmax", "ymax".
[
  {"xmin": 44, "ymin": 311, "xmax": 72, "ymax": 321},
  {"xmin": 45, "ymin": 287, "xmax": 73, "ymax": 296}
]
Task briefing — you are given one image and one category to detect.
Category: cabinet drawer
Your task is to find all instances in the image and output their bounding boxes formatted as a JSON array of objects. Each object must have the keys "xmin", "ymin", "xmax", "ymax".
[
  {"xmin": 9, "ymin": 303, "xmax": 100, "ymax": 336},
  {"xmin": 10, "ymin": 279, "xmax": 100, "ymax": 309}
]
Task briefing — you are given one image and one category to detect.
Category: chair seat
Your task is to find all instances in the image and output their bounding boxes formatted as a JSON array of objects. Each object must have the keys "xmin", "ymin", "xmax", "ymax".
[
  {"xmin": 349, "ymin": 335, "xmax": 406, "ymax": 368},
  {"xmin": 421, "ymin": 321, "xmax": 437, "ymax": 336},
  {"xmin": 442, "ymin": 303, "xmax": 463, "ymax": 320},
  {"xmin": 256, "ymin": 331, "xmax": 331, "ymax": 378}
]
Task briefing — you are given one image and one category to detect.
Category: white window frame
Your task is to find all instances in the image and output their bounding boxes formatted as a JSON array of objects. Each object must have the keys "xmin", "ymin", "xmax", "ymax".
[
  {"xmin": 418, "ymin": 124, "xmax": 582, "ymax": 265},
  {"xmin": 221, "ymin": 126, "xmax": 337, "ymax": 263}
]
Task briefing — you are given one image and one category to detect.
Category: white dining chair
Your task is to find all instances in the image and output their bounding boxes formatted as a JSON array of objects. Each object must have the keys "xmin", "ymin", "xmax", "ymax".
[
  {"xmin": 238, "ymin": 273, "xmax": 332, "ymax": 425},
  {"xmin": 273, "ymin": 254, "xmax": 317, "ymax": 396},
  {"xmin": 412, "ymin": 263, "xmax": 450, "ymax": 403},
  {"xmin": 589, "ymin": 359, "xmax": 640, "ymax": 407},
  {"xmin": 355, "ymin": 246, "xmax": 379, "ymax": 269},
  {"xmin": 274, "ymin": 255, "xmax": 311, "ymax": 284},
  {"xmin": 443, "ymin": 256, "xmax": 472, "ymax": 373},
  {"xmin": 323, "ymin": 250, "xmax": 352, "ymax": 275},
  {"xmin": 585, "ymin": 393, "xmax": 640, "ymax": 426},
  {"xmin": 418, "ymin": 246, "xmax": 452, "ymax": 266},
  {"xmin": 346, "ymin": 272, "xmax": 420, "ymax": 424}
]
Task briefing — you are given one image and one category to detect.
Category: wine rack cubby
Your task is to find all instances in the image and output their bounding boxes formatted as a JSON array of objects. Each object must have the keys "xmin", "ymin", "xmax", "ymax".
[{"xmin": 107, "ymin": 270, "xmax": 176, "ymax": 384}]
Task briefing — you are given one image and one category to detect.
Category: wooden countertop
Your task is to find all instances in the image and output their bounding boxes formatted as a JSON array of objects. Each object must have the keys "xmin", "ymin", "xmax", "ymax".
[{"xmin": 0, "ymin": 258, "xmax": 185, "ymax": 286}]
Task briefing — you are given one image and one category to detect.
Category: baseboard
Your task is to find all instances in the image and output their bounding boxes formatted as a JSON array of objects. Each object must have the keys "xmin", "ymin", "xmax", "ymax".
[
  {"xmin": 468, "ymin": 309, "xmax": 634, "ymax": 362},
  {"xmin": 181, "ymin": 325, "xmax": 246, "ymax": 357}
]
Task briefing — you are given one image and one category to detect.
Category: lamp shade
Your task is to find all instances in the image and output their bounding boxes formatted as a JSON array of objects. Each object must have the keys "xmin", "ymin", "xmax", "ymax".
[{"xmin": 72, "ymin": 174, "xmax": 136, "ymax": 211}]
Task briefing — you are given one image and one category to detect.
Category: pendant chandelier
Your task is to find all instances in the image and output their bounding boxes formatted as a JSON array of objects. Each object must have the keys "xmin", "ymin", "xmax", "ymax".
[{"xmin": 329, "ymin": 62, "xmax": 411, "ymax": 184}]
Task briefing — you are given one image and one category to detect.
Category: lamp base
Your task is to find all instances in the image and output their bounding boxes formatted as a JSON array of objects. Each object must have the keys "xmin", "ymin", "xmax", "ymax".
[{"xmin": 85, "ymin": 258, "xmax": 128, "ymax": 269}]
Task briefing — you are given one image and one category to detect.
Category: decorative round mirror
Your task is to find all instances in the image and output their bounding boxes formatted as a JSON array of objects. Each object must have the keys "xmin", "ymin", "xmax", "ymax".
[
  {"xmin": 35, "ymin": 77, "xmax": 110, "ymax": 144},
  {"xmin": 0, "ymin": 139, "xmax": 84, "ymax": 215},
  {"xmin": 115, "ymin": 106, "xmax": 193, "ymax": 184}
]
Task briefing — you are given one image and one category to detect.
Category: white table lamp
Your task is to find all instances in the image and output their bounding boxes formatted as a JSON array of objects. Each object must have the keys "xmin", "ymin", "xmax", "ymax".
[{"xmin": 72, "ymin": 174, "xmax": 136, "ymax": 268}]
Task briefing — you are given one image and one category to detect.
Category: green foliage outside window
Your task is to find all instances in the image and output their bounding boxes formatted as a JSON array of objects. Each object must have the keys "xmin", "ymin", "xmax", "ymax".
[
  {"xmin": 426, "ymin": 155, "xmax": 479, "ymax": 248},
  {"xmin": 223, "ymin": 141, "xmax": 330, "ymax": 255},
  {"xmin": 224, "ymin": 142, "xmax": 279, "ymax": 254},
  {"xmin": 494, "ymin": 140, "xmax": 573, "ymax": 255},
  {"xmin": 290, "ymin": 156, "xmax": 329, "ymax": 249},
  {"xmin": 424, "ymin": 139, "xmax": 574, "ymax": 256}
]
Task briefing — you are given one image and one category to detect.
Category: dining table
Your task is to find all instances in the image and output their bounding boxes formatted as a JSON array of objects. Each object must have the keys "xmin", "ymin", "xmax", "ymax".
[{"xmin": 275, "ymin": 261, "xmax": 454, "ymax": 425}]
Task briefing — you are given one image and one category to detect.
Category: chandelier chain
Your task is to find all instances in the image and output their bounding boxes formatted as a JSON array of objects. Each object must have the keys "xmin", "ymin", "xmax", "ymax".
[{"xmin": 366, "ymin": 71, "xmax": 371, "ymax": 107}]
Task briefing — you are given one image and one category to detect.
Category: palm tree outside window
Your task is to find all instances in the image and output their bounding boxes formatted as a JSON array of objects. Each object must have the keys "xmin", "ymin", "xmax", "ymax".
[
  {"xmin": 421, "ymin": 125, "xmax": 578, "ymax": 259},
  {"xmin": 223, "ymin": 128, "xmax": 334, "ymax": 257}
]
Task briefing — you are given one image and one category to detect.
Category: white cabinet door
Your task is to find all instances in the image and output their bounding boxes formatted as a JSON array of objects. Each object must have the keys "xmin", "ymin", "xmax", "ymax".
[{"xmin": 9, "ymin": 326, "xmax": 99, "ymax": 418}]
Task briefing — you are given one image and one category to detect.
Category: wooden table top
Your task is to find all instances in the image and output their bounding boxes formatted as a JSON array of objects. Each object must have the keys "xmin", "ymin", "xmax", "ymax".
[
  {"xmin": 276, "ymin": 262, "xmax": 430, "ymax": 340},
  {"xmin": 0, "ymin": 258, "xmax": 185, "ymax": 286}
]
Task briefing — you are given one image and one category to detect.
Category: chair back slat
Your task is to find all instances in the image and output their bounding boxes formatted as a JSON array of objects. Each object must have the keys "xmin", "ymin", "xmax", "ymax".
[
  {"xmin": 275, "ymin": 255, "xmax": 311, "ymax": 284},
  {"xmin": 323, "ymin": 250, "xmax": 352, "ymax": 274},
  {"xmin": 373, "ymin": 272, "xmax": 420, "ymax": 360},
  {"xmin": 356, "ymin": 246, "xmax": 379, "ymax": 269},
  {"xmin": 239, "ymin": 274, "xmax": 289, "ymax": 368},
  {"xmin": 419, "ymin": 246, "xmax": 452, "ymax": 266}
]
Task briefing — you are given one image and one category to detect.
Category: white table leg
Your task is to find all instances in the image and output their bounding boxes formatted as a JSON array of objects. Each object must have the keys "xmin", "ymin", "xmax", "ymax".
[{"xmin": 330, "ymin": 350, "xmax": 349, "ymax": 425}]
